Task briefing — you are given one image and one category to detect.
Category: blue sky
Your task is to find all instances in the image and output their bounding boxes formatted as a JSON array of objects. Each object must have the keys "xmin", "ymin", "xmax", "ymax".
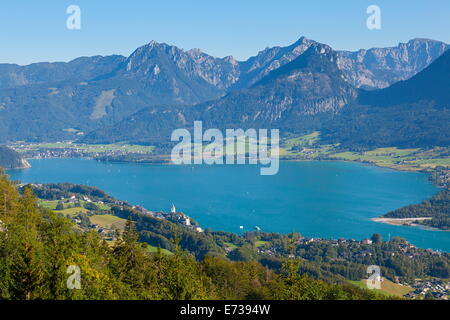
[{"xmin": 1, "ymin": 0, "xmax": 449, "ymax": 65}]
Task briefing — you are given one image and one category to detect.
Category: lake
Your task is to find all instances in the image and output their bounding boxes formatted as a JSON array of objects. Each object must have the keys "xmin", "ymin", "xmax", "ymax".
[{"xmin": 8, "ymin": 158, "xmax": 450, "ymax": 252}]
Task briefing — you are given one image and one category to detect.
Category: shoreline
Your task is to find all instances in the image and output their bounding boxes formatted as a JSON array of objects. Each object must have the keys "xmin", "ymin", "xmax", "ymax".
[
  {"xmin": 9, "ymin": 157, "xmax": 449, "ymax": 251},
  {"xmin": 284, "ymin": 157, "xmax": 448, "ymax": 233},
  {"xmin": 371, "ymin": 217, "xmax": 447, "ymax": 232},
  {"xmin": 372, "ymin": 217, "xmax": 429, "ymax": 226},
  {"xmin": 284, "ymin": 157, "xmax": 426, "ymax": 172},
  {"xmin": 26, "ymin": 155, "xmax": 439, "ymax": 172}
]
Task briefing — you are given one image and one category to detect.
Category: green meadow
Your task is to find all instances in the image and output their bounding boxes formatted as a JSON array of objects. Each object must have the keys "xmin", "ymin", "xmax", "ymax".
[
  {"xmin": 146, "ymin": 245, "xmax": 173, "ymax": 255},
  {"xmin": 90, "ymin": 214, "xmax": 127, "ymax": 230},
  {"xmin": 38, "ymin": 199, "xmax": 110, "ymax": 216},
  {"xmin": 349, "ymin": 279, "xmax": 413, "ymax": 298},
  {"xmin": 279, "ymin": 132, "xmax": 450, "ymax": 170}
]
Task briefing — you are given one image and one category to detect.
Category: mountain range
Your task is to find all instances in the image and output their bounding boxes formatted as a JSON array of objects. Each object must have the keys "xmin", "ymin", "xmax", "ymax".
[
  {"xmin": 323, "ymin": 48, "xmax": 450, "ymax": 148},
  {"xmin": 0, "ymin": 37, "xmax": 448, "ymax": 147},
  {"xmin": 82, "ymin": 42, "xmax": 358, "ymax": 144}
]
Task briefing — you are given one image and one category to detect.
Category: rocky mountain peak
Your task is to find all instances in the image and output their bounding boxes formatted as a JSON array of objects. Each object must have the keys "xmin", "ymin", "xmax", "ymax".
[
  {"xmin": 336, "ymin": 38, "xmax": 448, "ymax": 89},
  {"xmin": 147, "ymin": 40, "xmax": 159, "ymax": 46},
  {"xmin": 255, "ymin": 42, "xmax": 338, "ymax": 85}
]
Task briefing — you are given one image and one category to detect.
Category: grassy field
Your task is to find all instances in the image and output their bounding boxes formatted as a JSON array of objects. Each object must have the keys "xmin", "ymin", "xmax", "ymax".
[
  {"xmin": 329, "ymin": 147, "xmax": 450, "ymax": 170},
  {"xmin": 349, "ymin": 279, "xmax": 413, "ymax": 297},
  {"xmin": 409, "ymin": 158, "xmax": 450, "ymax": 167},
  {"xmin": 38, "ymin": 200, "xmax": 60, "ymax": 209},
  {"xmin": 38, "ymin": 199, "xmax": 110, "ymax": 215},
  {"xmin": 283, "ymin": 132, "xmax": 320, "ymax": 149},
  {"xmin": 146, "ymin": 245, "xmax": 173, "ymax": 255},
  {"xmin": 363, "ymin": 147, "xmax": 419, "ymax": 157},
  {"xmin": 90, "ymin": 214, "xmax": 127, "ymax": 230},
  {"xmin": 255, "ymin": 240, "xmax": 270, "ymax": 247},
  {"xmin": 39, "ymin": 200, "xmax": 87, "ymax": 215},
  {"xmin": 93, "ymin": 202, "xmax": 111, "ymax": 210},
  {"xmin": 223, "ymin": 242, "xmax": 239, "ymax": 250},
  {"xmin": 105, "ymin": 240, "xmax": 173, "ymax": 255},
  {"xmin": 280, "ymin": 132, "xmax": 337, "ymax": 158},
  {"xmin": 278, "ymin": 132, "xmax": 450, "ymax": 170},
  {"xmin": 58, "ymin": 207, "xmax": 89, "ymax": 216},
  {"xmin": 330, "ymin": 147, "xmax": 419, "ymax": 166}
]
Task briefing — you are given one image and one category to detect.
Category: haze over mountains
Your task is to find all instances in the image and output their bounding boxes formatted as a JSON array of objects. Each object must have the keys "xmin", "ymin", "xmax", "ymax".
[{"xmin": 0, "ymin": 37, "xmax": 448, "ymax": 147}]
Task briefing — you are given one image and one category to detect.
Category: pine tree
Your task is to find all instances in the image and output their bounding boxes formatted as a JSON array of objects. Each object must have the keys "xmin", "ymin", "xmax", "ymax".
[
  {"xmin": 7, "ymin": 187, "xmax": 45, "ymax": 299},
  {"xmin": 111, "ymin": 218, "xmax": 157, "ymax": 299},
  {"xmin": 55, "ymin": 201, "xmax": 64, "ymax": 211},
  {"xmin": 281, "ymin": 234, "xmax": 302, "ymax": 299},
  {"xmin": 40, "ymin": 211, "xmax": 76, "ymax": 299},
  {"xmin": 160, "ymin": 233, "xmax": 210, "ymax": 299}
]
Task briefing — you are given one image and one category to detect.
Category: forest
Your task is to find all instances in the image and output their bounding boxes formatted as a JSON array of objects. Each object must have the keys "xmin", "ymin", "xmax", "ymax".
[{"xmin": 384, "ymin": 189, "xmax": 450, "ymax": 230}]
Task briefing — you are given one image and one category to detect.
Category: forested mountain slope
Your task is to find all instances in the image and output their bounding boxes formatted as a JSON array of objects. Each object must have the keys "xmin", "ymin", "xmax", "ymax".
[
  {"xmin": 322, "ymin": 49, "xmax": 450, "ymax": 148},
  {"xmin": 0, "ymin": 145, "xmax": 29, "ymax": 169}
]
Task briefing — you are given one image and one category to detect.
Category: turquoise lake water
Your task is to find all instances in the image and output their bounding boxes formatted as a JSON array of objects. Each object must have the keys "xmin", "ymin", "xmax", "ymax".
[{"xmin": 8, "ymin": 158, "xmax": 450, "ymax": 252}]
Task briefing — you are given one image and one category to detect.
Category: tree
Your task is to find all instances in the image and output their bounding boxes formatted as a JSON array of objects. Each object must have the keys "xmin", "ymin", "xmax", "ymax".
[
  {"xmin": 0, "ymin": 168, "xmax": 20, "ymax": 222},
  {"xmin": 55, "ymin": 201, "xmax": 64, "ymax": 211},
  {"xmin": 39, "ymin": 211, "xmax": 78, "ymax": 299},
  {"xmin": 111, "ymin": 218, "xmax": 157, "ymax": 299},
  {"xmin": 159, "ymin": 233, "xmax": 210, "ymax": 299},
  {"xmin": 228, "ymin": 244, "xmax": 256, "ymax": 262},
  {"xmin": 7, "ymin": 187, "xmax": 45, "ymax": 299},
  {"xmin": 371, "ymin": 233, "xmax": 382, "ymax": 244},
  {"xmin": 83, "ymin": 202, "xmax": 99, "ymax": 211}
]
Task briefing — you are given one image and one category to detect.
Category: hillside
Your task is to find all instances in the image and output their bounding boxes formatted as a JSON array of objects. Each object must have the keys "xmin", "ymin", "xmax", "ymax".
[
  {"xmin": 322, "ymin": 48, "xmax": 450, "ymax": 148},
  {"xmin": 383, "ymin": 189, "xmax": 450, "ymax": 230},
  {"xmin": 0, "ymin": 145, "xmax": 29, "ymax": 169}
]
